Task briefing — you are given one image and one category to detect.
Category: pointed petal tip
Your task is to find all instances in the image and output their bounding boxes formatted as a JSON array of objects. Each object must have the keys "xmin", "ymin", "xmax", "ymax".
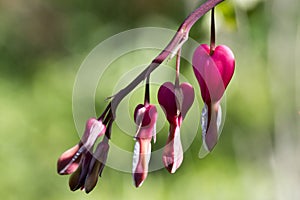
[
  {"xmin": 202, "ymin": 131, "xmax": 217, "ymax": 153},
  {"xmin": 166, "ymin": 163, "xmax": 177, "ymax": 174},
  {"xmin": 84, "ymin": 185, "xmax": 94, "ymax": 194},
  {"xmin": 84, "ymin": 177, "xmax": 98, "ymax": 194},
  {"xmin": 202, "ymin": 130, "xmax": 217, "ymax": 153},
  {"xmin": 201, "ymin": 102, "xmax": 221, "ymax": 154},
  {"xmin": 205, "ymin": 141, "xmax": 217, "ymax": 152},
  {"xmin": 84, "ymin": 161, "xmax": 103, "ymax": 194},
  {"xmin": 134, "ymin": 173, "xmax": 145, "ymax": 188},
  {"xmin": 162, "ymin": 155, "xmax": 182, "ymax": 174},
  {"xmin": 198, "ymin": 145, "xmax": 210, "ymax": 159},
  {"xmin": 85, "ymin": 188, "xmax": 92, "ymax": 194},
  {"xmin": 68, "ymin": 165, "xmax": 82, "ymax": 191}
]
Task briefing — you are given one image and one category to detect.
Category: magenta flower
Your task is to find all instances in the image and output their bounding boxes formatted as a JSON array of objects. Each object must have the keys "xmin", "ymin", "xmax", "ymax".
[
  {"xmin": 158, "ymin": 82, "xmax": 194, "ymax": 173},
  {"xmin": 57, "ymin": 117, "xmax": 106, "ymax": 192},
  {"xmin": 132, "ymin": 103, "xmax": 158, "ymax": 187},
  {"xmin": 193, "ymin": 44, "xmax": 235, "ymax": 151}
]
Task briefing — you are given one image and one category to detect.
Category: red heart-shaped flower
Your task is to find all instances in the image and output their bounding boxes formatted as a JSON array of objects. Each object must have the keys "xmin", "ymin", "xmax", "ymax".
[
  {"xmin": 157, "ymin": 82, "xmax": 194, "ymax": 173},
  {"xmin": 157, "ymin": 82, "xmax": 194, "ymax": 124},
  {"xmin": 192, "ymin": 44, "xmax": 235, "ymax": 104}
]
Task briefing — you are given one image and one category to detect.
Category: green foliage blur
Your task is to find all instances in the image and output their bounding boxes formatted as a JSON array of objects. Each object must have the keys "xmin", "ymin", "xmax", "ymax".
[{"xmin": 1, "ymin": 0, "xmax": 299, "ymax": 199}]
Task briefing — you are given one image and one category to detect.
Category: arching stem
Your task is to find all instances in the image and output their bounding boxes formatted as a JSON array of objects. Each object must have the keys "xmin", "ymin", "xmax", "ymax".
[{"xmin": 107, "ymin": 0, "xmax": 224, "ymax": 117}]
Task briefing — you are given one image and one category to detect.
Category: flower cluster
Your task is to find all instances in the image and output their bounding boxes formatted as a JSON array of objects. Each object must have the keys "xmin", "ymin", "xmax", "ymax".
[
  {"xmin": 57, "ymin": 116, "xmax": 112, "ymax": 193},
  {"xmin": 57, "ymin": 3, "xmax": 235, "ymax": 194}
]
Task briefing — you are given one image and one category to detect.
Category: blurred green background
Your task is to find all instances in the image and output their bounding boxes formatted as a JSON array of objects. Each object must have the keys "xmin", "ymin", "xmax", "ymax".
[{"xmin": 1, "ymin": 0, "xmax": 299, "ymax": 199}]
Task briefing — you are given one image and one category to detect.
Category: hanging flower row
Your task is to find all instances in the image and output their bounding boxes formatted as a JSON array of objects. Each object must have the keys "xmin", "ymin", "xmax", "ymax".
[{"xmin": 57, "ymin": 1, "xmax": 235, "ymax": 193}]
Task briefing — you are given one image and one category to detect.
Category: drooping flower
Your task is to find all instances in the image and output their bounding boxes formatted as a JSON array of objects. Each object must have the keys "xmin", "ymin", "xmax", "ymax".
[
  {"xmin": 132, "ymin": 103, "xmax": 158, "ymax": 187},
  {"xmin": 193, "ymin": 44, "xmax": 235, "ymax": 151},
  {"xmin": 57, "ymin": 118, "xmax": 106, "ymax": 175},
  {"xmin": 57, "ymin": 117, "xmax": 106, "ymax": 192},
  {"xmin": 158, "ymin": 82, "xmax": 194, "ymax": 173}
]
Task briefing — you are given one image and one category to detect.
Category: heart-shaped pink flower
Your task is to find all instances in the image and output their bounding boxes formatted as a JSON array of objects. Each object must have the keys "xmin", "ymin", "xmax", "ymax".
[
  {"xmin": 193, "ymin": 44, "xmax": 235, "ymax": 152},
  {"xmin": 158, "ymin": 82, "xmax": 194, "ymax": 124},
  {"xmin": 158, "ymin": 82, "xmax": 194, "ymax": 173},
  {"xmin": 192, "ymin": 44, "xmax": 235, "ymax": 104}
]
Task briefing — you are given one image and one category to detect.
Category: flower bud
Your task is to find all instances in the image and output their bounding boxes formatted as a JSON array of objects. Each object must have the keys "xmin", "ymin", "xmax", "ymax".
[{"xmin": 132, "ymin": 104, "xmax": 157, "ymax": 187}]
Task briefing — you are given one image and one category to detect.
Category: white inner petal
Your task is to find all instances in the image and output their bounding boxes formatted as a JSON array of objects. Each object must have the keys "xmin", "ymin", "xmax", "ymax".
[
  {"xmin": 145, "ymin": 143, "xmax": 151, "ymax": 167},
  {"xmin": 172, "ymin": 126, "xmax": 182, "ymax": 173},
  {"xmin": 201, "ymin": 104, "xmax": 208, "ymax": 137},
  {"xmin": 132, "ymin": 141, "xmax": 140, "ymax": 173},
  {"xmin": 217, "ymin": 104, "xmax": 222, "ymax": 136},
  {"xmin": 152, "ymin": 123, "xmax": 156, "ymax": 143},
  {"xmin": 85, "ymin": 122, "xmax": 105, "ymax": 150},
  {"xmin": 135, "ymin": 107, "xmax": 146, "ymax": 137},
  {"xmin": 201, "ymin": 104, "xmax": 209, "ymax": 151}
]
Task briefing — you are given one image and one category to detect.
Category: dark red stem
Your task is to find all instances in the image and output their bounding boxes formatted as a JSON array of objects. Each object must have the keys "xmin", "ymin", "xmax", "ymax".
[
  {"xmin": 144, "ymin": 74, "xmax": 150, "ymax": 105},
  {"xmin": 210, "ymin": 7, "xmax": 216, "ymax": 55}
]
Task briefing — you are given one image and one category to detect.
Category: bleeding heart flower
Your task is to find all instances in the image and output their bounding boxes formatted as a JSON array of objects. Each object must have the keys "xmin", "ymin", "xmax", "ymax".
[
  {"xmin": 193, "ymin": 44, "xmax": 235, "ymax": 104},
  {"xmin": 132, "ymin": 103, "xmax": 158, "ymax": 187},
  {"xmin": 193, "ymin": 44, "xmax": 235, "ymax": 152},
  {"xmin": 57, "ymin": 117, "xmax": 108, "ymax": 193},
  {"xmin": 158, "ymin": 82, "xmax": 194, "ymax": 173}
]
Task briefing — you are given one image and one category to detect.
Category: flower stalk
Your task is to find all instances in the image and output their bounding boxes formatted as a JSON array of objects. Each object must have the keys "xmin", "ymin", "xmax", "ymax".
[
  {"xmin": 110, "ymin": 0, "xmax": 224, "ymax": 117},
  {"xmin": 210, "ymin": 7, "xmax": 216, "ymax": 55}
]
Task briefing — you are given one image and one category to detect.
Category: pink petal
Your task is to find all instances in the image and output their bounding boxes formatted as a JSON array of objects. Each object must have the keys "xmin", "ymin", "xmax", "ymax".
[
  {"xmin": 57, "ymin": 118, "xmax": 106, "ymax": 176},
  {"xmin": 57, "ymin": 144, "xmax": 82, "ymax": 175},
  {"xmin": 158, "ymin": 82, "xmax": 178, "ymax": 122},
  {"xmin": 81, "ymin": 118, "xmax": 106, "ymax": 151},
  {"xmin": 158, "ymin": 82, "xmax": 194, "ymax": 123},
  {"xmin": 213, "ymin": 45, "xmax": 235, "ymax": 88},
  {"xmin": 192, "ymin": 44, "xmax": 235, "ymax": 103},
  {"xmin": 180, "ymin": 82, "xmax": 195, "ymax": 119},
  {"xmin": 134, "ymin": 104, "xmax": 157, "ymax": 140}
]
